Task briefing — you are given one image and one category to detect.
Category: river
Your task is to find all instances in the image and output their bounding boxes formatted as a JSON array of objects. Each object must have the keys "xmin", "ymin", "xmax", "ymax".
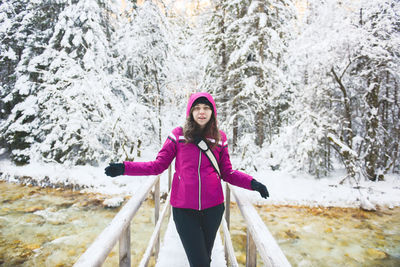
[{"xmin": 0, "ymin": 181, "xmax": 399, "ymax": 266}]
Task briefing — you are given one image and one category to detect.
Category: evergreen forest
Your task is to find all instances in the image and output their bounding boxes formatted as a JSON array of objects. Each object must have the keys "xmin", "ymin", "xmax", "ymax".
[{"xmin": 1, "ymin": 0, "xmax": 399, "ymax": 182}]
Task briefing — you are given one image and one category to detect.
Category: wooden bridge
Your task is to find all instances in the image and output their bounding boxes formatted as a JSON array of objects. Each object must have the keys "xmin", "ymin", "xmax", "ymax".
[{"xmin": 73, "ymin": 165, "xmax": 291, "ymax": 267}]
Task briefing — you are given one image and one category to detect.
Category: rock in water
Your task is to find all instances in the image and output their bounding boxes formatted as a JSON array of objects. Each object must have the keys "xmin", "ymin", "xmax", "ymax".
[{"xmin": 360, "ymin": 197, "xmax": 376, "ymax": 211}]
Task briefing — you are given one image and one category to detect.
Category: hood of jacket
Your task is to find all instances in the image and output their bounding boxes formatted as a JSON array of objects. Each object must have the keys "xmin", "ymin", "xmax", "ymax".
[{"xmin": 186, "ymin": 92, "xmax": 217, "ymax": 120}]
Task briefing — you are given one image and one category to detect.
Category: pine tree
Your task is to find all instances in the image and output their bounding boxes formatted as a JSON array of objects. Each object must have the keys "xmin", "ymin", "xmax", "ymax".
[
  {"xmin": 280, "ymin": 0, "xmax": 400, "ymax": 179},
  {"xmin": 0, "ymin": 0, "xmax": 155, "ymax": 165},
  {"xmin": 283, "ymin": 0, "xmax": 366, "ymax": 177},
  {"xmin": 0, "ymin": 0, "xmax": 69, "ymax": 163},
  {"xmin": 114, "ymin": 1, "xmax": 177, "ymax": 145},
  {"xmin": 224, "ymin": 0, "xmax": 295, "ymax": 151},
  {"xmin": 202, "ymin": 0, "xmax": 295, "ymax": 157},
  {"xmin": 0, "ymin": 0, "xmax": 28, "ymax": 119},
  {"xmin": 34, "ymin": 0, "xmax": 157, "ymax": 166},
  {"xmin": 0, "ymin": 0, "xmax": 69, "ymax": 119},
  {"xmin": 202, "ymin": 0, "xmax": 229, "ymax": 124},
  {"xmin": 350, "ymin": 0, "xmax": 400, "ymax": 179}
]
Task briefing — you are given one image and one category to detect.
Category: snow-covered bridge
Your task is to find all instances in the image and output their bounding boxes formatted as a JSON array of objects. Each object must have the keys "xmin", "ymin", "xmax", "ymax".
[{"xmin": 73, "ymin": 167, "xmax": 291, "ymax": 267}]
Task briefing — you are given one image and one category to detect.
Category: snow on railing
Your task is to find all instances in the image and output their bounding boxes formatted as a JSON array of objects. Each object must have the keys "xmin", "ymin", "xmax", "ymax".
[
  {"xmin": 73, "ymin": 174, "xmax": 161, "ymax": 267},
  {"xmin": 139, "ymin": 192, "xmax": 171, "ymax": 267},
  {"xmin": 221, "ymin": 216, "xmax": 239, "ymax": 266},
  {"xmin": 227, "ymin": 184, "xmax": 292, "ymax": 267}
]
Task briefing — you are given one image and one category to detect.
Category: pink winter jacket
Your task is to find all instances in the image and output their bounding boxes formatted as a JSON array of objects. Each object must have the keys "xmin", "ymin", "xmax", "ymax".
[{"xmin": 124, "ymin": 92, "xmax": 253, "ymax": 210}]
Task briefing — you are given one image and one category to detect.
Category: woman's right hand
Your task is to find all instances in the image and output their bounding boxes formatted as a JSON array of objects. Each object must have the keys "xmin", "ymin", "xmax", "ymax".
[{"xmin": 105, "ymin": 163, "xmax": 125, "ymax": 177}]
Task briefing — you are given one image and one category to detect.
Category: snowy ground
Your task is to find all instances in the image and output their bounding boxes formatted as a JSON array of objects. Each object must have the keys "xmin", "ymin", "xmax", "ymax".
[{"xmin": 1, "ymin": 156, "xmax": 400, "ymax": 210}]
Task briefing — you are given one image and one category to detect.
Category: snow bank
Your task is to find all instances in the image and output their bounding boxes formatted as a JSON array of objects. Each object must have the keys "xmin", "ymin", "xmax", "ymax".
[
  {"xmin": 1, "ymin": 158, "xmax": 399, "ymax": 209},
  {"xmin": 238, "ymin": 169, "xmax": 400, "ymax": 209}
]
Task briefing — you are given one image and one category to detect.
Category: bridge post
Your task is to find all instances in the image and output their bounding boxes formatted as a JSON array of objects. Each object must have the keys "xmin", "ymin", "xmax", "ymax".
[
  {"xmin": 224, "ymin": 183, "xmax": 231, "ymax": 265},
  {"xmin": 246, "ymin": 230, "xmax": 257, "ymax": 267},
  {"xmin": 225, "ymin": 183, "xmax": 231, "ymax": 230},
  {"xmin": 73, "ymin": 177, "xmax": 159, "ymax": 267},
  {"xmin": 168, "ymin": 165, "xmax": 172, "ymax": 191},
  {"xmin": 155, "ymin": 176, "xmax": 160, "ymax": 260},
  {"xmin": 119, "ymin": 225, "xmax": 131, "ymax": 267}
]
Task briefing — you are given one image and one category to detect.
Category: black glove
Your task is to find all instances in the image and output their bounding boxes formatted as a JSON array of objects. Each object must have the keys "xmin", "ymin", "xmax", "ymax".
[
  {"xmin": 105, "ymin": 163, "xmax": 125, "ymax": 177},
  {"xmin": 251, "ymin": 179, "xmax": 269, "ymax": 199}
]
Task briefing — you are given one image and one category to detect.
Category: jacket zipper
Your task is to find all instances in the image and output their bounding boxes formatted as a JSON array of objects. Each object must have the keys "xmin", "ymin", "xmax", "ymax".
[{"xmin": 198, "ymin": 150, "xmax": 202, "ymax": 210}]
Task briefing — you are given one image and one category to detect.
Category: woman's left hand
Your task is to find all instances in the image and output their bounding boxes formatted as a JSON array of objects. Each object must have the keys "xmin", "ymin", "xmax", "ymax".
[{"xmin": 251, "ymin": 179, "xmax": 269, "ymax": 199}]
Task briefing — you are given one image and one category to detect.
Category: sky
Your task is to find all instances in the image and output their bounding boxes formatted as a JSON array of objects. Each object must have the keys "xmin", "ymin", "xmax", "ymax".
[{"xmin": 118, "ymin": 0, "xmax": 308, "ymax": 18}]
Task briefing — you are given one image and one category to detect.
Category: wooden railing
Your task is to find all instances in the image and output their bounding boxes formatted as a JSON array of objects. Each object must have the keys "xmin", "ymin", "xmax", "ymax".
[
  {"xmin": 220, "ymin": 214, "xmax": 239, "ymax": 267},
  {"xmin": 73, "ymin": 164, "xmax": 291, "ymax": 267},
  {"xmin": 73, "ymin": 165, "xmax": 169, "ymax": 267},
  {"xmin": 138, "ymin": 192, "xmax": 171, "ymax": 267},
  {"xmin": 225, "ymin": 184, "xmax": 292, "ymax": 267}
]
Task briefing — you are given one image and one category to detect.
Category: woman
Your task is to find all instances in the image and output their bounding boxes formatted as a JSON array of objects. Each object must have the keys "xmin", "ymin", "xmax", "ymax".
[{"xmin": 105, "ymin": 92, "xmax": 269, "ymax": 267}]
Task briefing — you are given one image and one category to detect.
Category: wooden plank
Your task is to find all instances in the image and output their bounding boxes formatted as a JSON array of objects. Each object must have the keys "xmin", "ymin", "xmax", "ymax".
[
  {"xmin": 138, "ymin": 192, "xmax": 171, "ymax": 267},
  {"xmin": 119, "ymin": 225, "xmax": 130, "ymax": 267},
  {"xmin": 225, "ymin": 183, "xmax": 231, "ymax": 230},
  {"xmin": 73, "ymin": 176, "xmax": 159, "ymax": 267},
  {"xmin": 229, "ymin": 185, "xmax": 291, "ymax": 267},
  {"xmin": 221, "ymin": 217, "xmax": 239, "ymax": 267},
  {"xmin": 246, "ymin": 229, "xmax": 256, "ymax": 267},
  {"xmin": 155, "ymin": 177, "xmax": 160, "ymax": 259},
  {"xmin": 168, "ymin": 165, "xmax": 172, "ymax": 191}
]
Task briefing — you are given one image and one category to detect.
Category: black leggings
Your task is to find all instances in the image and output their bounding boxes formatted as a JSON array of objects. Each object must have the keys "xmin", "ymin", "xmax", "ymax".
[{"xmin": 172, "ymin": 203, "xmax": 225, "ymax": 267}]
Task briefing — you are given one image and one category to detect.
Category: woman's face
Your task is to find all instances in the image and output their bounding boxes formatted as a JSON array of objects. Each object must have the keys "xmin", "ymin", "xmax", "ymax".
[{"xmin": 192, "ymin": 103, "xmax": 212, "ymax": 129}]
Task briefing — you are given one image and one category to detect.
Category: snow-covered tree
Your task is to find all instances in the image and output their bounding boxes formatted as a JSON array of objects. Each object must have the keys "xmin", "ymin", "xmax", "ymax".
[
  {"xmin": 275, "ymin": 0, "xmax": 357, "ymax": 177},
  {"xmin": 202, "ymin": 0, "xmax": 295, "ymax": 155},
  {"xmin": 201, "ymin": 0, "xmax": 229, "ymax": 122},
  {"xmin": 166, "ymin": 9, "xmax": 208, "ymax": 122},
  {"xmin": 115, "ymin": 1, "xmax": 186, "ymax": 144},
  {"xmin": 1, "ymin": 0, "xmax": 156, "ymax": 165},
  {"xmin": 0, "ymin": 0, "xmax": 70, "ymax": 163},
  {"xmin": 0, "ymin": 0, "xmax": 28, "ymax": 119},
  {"xmin": 350, "ymin": 0, "xmax": 400, "ymax": 179},
  {"xmin": 0, "ymin": 0, "xmax": 69, "ymax": 119},
  {"xmin": 279, "ymin": 0, "xmax": 400, "ymax": 179}
]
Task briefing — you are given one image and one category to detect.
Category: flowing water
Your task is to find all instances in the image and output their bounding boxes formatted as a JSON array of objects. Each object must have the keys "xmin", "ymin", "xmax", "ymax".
[
  {"xmin": 0, "ymin": 181, "xmax": 160, "ymax": 267},
  {"xmin": 0, "ymin": 181, "xmax": 399, "ymax": 267},
  {"xmin": 229, "ymin": 204, "xmax": 400, "ymax": 267}
]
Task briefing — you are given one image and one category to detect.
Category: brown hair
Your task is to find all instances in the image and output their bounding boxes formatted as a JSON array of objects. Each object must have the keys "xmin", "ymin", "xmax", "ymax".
[{"xmin": 183, "ymin": 106, "xmax": 220, "ymax": 149}]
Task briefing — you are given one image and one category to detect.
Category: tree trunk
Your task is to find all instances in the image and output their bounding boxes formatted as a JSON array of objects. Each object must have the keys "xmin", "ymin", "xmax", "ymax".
[
  {"xmin": 153, "ymin": 68, "xmax": 162, "ymax": 145},
  {"xmin": 391, "ymin": 78, "xmax": 399, "ymax": 173},
  {"xmin": 255, "ymin": 111, "xmax": 264, "ymax": 147},
  {"xmin": 331, "ymin": 67, "xmax": 353, "ymax": 147},
  {"xmin": 365, "ymin": 76, "xmax": 380, "ymax": 180},
  {"xmin": 220, "ymin": 3, "xmax": 228, "ymax": 123},
  {"xmin": 232, "ymin": 115, "xmax": 238, "ymax": 152}
]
